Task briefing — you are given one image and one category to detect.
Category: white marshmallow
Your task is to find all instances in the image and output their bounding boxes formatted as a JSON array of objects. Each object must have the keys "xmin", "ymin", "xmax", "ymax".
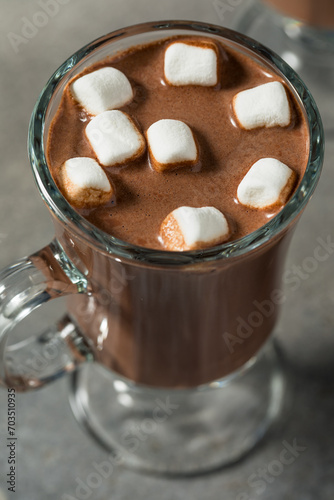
[
  {"xmin": 164, "ymin": 42, "xmax": 218, "ymax": 86},
  {"xmin": 160, "ymin": 206, "xmax": 230, "ymax": 251},
  {"xmin": 86, "ymin": 110, "xmax": 145, "ymax": 167},
  {"xmin": 147, "ymin": 119, "xmax": 198, "ymax": 172},
  {"xmin": 237, "ymin": 158, "xmax": 296, "ymax": 209},
  {"xmin": 60, "ymin": 157, "xmax": 113, "ymax": 208},
  {"xmin": 233, "ymin": 81, "xmax": 291, "ymax": 130},
  {"xmin": 70, "ymin": 67, "xmax": 133, "ymax": 115}
]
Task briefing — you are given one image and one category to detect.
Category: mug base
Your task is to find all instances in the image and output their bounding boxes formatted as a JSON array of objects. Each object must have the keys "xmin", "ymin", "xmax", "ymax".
[{"xmin": 68, "ymin": 339, "xmax": 285, "ymax": 475}]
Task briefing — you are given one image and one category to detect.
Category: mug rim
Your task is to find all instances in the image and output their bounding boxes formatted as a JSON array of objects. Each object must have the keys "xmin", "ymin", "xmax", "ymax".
[{"xmin": 28, "ymin": 20, "xmax": 324, "ymax": 266}]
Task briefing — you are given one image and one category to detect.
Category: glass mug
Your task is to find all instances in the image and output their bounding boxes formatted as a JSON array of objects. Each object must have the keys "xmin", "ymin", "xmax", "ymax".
[{"xmin": 0, "ymin": 21, "xmax": 323, "ymax": 474}]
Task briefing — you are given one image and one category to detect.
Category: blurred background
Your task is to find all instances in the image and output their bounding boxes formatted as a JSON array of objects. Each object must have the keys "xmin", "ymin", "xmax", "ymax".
[{"xmin": 0, "ymin": 0, "xmax": 333, "ymax": 498}]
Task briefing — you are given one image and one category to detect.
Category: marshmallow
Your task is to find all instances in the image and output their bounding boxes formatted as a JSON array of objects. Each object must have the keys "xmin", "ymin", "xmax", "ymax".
[
  {"xmin": 146, "ymin": 119, "xmax": 198, "ymax": 172},
  {"xmin": 86, "ymin": 110, "xmax": 146, "ymax": 167},
  {"xmin": 160, "ymin": 206, "xmax": 230, "ymax": 251},
  {"xmin": 59, "ymin": 157, "xmax": 113, "ymax": 208},
  {"xmin": 164, "ymin": 41, "xmax": 218, "ymax": 86},
  {"xmin": 70, "ymin": 67, "xmax": 133, "ymax": 115},
  {"xmin": 237, "ymin": 158, "xmax": 296, "ymax": 209},
  {"xmin": 233, "ymin": 81, "xmax": 291, "ymax": 130}
]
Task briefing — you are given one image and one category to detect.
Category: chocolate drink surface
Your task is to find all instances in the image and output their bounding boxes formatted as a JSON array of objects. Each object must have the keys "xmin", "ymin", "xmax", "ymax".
[
  {"xmin": 46, "ymin": 35, "xmax": 310, "ymax": 387},
  {"xmin": 47, "ymin": 36, "xmax": 309, "ymax": 251}
]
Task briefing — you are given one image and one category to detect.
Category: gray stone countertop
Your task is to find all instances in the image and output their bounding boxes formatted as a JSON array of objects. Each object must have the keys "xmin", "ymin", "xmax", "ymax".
[{"xmin": 0, "ymin": 1, "xmax": 333, "ymax": 498}]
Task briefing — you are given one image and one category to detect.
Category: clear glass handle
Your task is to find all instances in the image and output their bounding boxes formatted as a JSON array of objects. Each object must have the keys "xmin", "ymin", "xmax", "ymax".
[{"xmin": 0, "ymin": 239, "xmax": 93, "ymax": 391}]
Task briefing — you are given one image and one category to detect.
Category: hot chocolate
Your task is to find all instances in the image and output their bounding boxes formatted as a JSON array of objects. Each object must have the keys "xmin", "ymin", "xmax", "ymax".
[
  {"xmin": 46, "ymin": 36, "xmax": 309, "ymax": 251},
  {"xmin": 45, "ymin": 34, "xmax": 310, "ymax": 387}
]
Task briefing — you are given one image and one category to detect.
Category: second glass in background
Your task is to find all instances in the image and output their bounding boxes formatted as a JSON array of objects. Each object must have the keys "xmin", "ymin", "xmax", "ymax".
[{"xmin": 231, "ymin": 0, "xmax": 334, "ymax": 135}]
